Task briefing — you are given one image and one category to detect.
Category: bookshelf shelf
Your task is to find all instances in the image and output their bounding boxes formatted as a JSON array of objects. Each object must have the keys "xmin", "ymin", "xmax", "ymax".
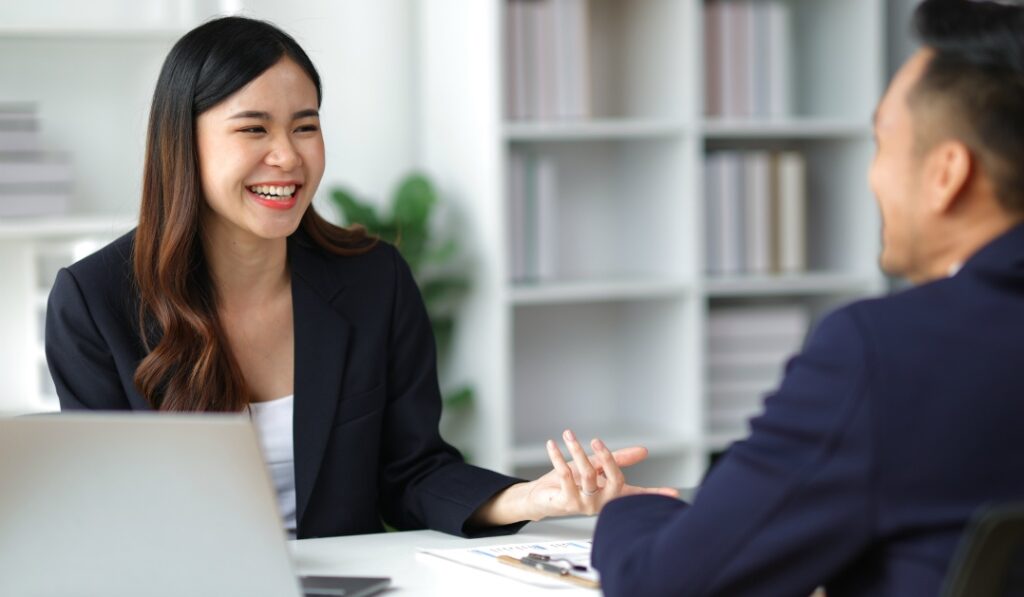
[
  {"xmin": 704, "ymin": 272, "xmax": 883, "ymax": 298},
  {"xmin": 701, "ymin": 118, "xmax": 871, "ymax": 140},
  {"xmin": 505, "ymin": 119, "xmax": 688, "ymax": 142},
  {"xmin": 0, "ymin": 214, "xmax": 136, "ymax": 240},
  {"xmin": 0, "ymin": 27, "xmax": 187, "ymax": 41},
  {"xmin": 512, "ymin": 429, "xmax": 694, "ymax": 467},
  {"xmin": 510, "ymin": 278, "xmax": 690, "ymax": 306}
]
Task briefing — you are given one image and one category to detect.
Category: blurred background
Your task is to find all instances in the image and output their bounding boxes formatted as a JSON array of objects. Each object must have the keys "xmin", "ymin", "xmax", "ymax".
[{"xmin": 0, "ymin": 0, "xmax": 919, "ymax": 487}]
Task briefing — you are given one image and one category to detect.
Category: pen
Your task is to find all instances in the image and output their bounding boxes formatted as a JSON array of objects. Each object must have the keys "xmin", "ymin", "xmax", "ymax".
[
  {"xmin": 496, "ymin": 555, "xmax": 600, "ymax": 589},
  {"xmin": 526, "ymin": 552, "xmax": 589, "ymax": 572}
]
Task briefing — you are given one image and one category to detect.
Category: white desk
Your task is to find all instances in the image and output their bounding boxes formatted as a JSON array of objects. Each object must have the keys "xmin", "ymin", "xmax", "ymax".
[{"xmin": 290, "ymin": 517, "xmax": 599, "ymax": 596}]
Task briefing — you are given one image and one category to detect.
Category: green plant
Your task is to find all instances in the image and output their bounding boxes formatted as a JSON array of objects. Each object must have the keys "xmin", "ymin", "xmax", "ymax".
[{"xmin": 330, "ymin": 173, "xmax": 475, "ymax": 448}]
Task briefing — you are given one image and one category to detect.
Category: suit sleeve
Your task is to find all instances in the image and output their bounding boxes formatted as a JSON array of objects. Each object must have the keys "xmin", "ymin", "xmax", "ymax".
[
  {"xmin": 376, "ymin": 247, "xmax": 527, "ymax": 537},
  {"xmin": 45, "ymin": 267, "xmax": 130, "ymax": 410},
  {"xmin": 592, "ymin": 307, "xmax": 875, "ymax": 597}
]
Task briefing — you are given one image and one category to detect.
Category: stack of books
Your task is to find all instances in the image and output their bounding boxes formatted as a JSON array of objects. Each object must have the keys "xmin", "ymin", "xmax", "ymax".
[
  {"xmin": 0, "ymin": 103, "xmax": 72, "ymax": 218},
  {"xmin": 706, "ymin": 304, "xmax": 809, "ymax": 440},
  {"xmin": 507, "ymin": 150, "xmax": 559, "ymax": 282},
  {"xmin": 704, "ymin": 150, "xmax": 806, "ymax": 276},
  {"xmin": 505, "ymin": 0, "xmax": 591, "ymax": 121},
  {"xmin": 704, "ymin": 0, "xmax": 792, "ymax": 119}
]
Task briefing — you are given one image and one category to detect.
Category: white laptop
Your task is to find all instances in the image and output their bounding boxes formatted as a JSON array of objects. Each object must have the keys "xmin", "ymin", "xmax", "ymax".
[{"xmin": 0, "ymin": 413, "xmax": 389, "ymax": 597}]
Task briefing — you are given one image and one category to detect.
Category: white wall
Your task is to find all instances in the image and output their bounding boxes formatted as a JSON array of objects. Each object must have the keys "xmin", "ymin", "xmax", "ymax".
[
  {"xmin": 241, "ymin": 0, "xmax": 418, "ymax": 217},
  {"xmin": 0, "ymin": 0, "xmax": 419, "ymax": 219},
  {"xmin": 888, "ymin": 0, "xmax": 920, "ymax": 77}
]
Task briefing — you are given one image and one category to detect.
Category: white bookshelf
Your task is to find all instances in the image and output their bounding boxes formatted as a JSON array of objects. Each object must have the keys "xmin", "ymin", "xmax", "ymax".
[
  {"xmin": 0, "ymin": 1, "xmax": 222, "ymax": 414},
  {"xmin": 417, "ymin": 0, "xmax": 886, "ymax": 487}
]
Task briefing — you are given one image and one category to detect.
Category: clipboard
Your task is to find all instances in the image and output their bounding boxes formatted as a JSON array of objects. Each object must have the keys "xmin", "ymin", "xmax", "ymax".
[
  {"xmin": 417, "ymin": 539, "xmax": 600, "ymax": 589},
  {"xmin": 497, "ymin": 555, "xmax": 601, "ymax": 589}
]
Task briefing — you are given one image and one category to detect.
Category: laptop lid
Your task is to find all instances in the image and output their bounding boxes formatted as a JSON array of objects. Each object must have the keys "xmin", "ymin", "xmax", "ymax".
[{"xmin": 0, "ymin": 413, "xmax": 307, "ymax": 597}]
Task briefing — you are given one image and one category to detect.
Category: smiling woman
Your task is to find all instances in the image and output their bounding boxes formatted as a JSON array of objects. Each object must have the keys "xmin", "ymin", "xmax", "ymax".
[
  {"xmin": 44, "ymin": 16, "xmax": 677, "ymax": 542},
  {"xmin": 131, "ymin": 17, "xmax": 372, "ymax": 415}
]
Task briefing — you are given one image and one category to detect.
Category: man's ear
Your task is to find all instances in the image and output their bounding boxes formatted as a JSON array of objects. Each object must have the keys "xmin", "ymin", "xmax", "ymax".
[{"xmin": 924, "ymin": 139, "xmax": 973, "ymax": 214}]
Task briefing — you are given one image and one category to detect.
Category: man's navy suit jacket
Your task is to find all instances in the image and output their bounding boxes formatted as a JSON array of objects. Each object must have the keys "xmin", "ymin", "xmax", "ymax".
[
  {"xmin": 45, "ymin": 230, "xmax": 524, "ymax": 540},
  {"xmin": 593, "ymin": 224, "xmax": 1024, "ymax": 596}
]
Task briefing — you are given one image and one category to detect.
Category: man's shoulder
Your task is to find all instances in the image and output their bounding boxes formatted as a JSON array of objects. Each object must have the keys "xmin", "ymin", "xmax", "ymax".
[
  {"xmin": 822, "ymin": 273, "xmax": 995, "ymax": 357},
  {"xmin": 836, "ymin": 275, "xmax": 956, "ymax": 319}
]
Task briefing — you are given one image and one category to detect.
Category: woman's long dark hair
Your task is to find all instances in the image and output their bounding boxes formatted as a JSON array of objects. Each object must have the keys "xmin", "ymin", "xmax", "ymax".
[{"xmin": 134, "ymin": 16, "xmax": 374, "ymax": 412}]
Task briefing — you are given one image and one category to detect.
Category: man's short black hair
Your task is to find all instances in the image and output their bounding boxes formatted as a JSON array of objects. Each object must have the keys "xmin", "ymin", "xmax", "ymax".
[{"xmin": 912, "ymin": 0, "xmax": 1024, "ymax": 213}]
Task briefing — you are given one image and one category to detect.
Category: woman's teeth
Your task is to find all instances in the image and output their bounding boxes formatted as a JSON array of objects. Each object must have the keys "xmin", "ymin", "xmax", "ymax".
[{"xmin": 248, "ymin": 184, "xmax": 297, "ymax": 199}]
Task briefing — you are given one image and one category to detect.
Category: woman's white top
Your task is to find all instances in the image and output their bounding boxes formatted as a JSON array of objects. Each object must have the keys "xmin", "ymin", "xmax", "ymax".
[{"xmin": 246, "ymin": 395, "xmax": 297, "ymax": 535}]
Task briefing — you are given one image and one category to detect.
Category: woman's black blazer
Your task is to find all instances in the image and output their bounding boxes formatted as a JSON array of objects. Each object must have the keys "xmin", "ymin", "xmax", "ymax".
[{"xmin": 45, "ymin": 229, "xmax": 524, "ymax": 539}]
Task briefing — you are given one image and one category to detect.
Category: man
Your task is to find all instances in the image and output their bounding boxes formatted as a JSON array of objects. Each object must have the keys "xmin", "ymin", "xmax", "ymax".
[{"xmin": 591, "ymin": 0, "xmax": 1024, "ymax": 595}]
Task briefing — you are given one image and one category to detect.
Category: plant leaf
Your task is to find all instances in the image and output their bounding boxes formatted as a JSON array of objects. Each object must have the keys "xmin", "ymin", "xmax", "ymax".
[
  {"xmin": 393, "ymin": 173, "xmax": 435, "ymax": 234},
  {"xmin": 395, "ymin": 229, "xmax": 429, "ymax": 273},
  {"xmin": 443, "ymin": 386, "xmax": 474, "ymax": 410},
  {"xmin": 331, "ymin": 188, "xmax": 382, "ymax": 231},
  {"xmin": 432, "ymin": 316, "xmax": 455, "ymax": 355},
  {"xmin": 421, "ymin": 276, "xmax": 471, "ymax": 307},
  {"xmin": 426, "ymin": 238, "xmax": 459, "ymax": 265}
]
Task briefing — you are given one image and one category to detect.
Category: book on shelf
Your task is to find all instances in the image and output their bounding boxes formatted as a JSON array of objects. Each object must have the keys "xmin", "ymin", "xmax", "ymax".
[
  {"xmin": 506, "ymin": 0, "xmax": 530, "ymax": 120},
  {"xmin": 704, "ymin": 150, "xmax": 806, "ymax": 276},
  {"xmin": 707, "ymin": 303, "xmax": 809, "ymax": 338},
  {"xmin": 704, "ymin": 151, "xmax": 744, "ymax": 275},
  {"xmin": 0, "ymin": 104, "xmax": 72, "ymax": 218},
  {"xmin": 508, "ymin": 150, "xmax": 559, "ymax": 282},
  {"xmin": 764, "ymin": 0, "xmax": 792, "ymax": 118},
  {"xmin": 0, "ymin": 103, "xmax": 37, "ymax": 117},
  {"xmin": 777, "ymin": 151, "xmax": 807, "ymax": 273},
  {"xmin": 704, "ymin": 0, "xmax": 793, "ymax": 119},
  {"xmin": 0, "ymin": 104, "xmax": 41, "ymax": 152},
  {"xmin": 505, "ymin": 0, "xmax": 590, "ymax": 121},
  {"xmin": 731, "ymin": 0, "xmax": 752, "ymax": 118},
  {"xmin": 706, "ymin": 304, "xmax": 809, "ymax": 435},
  {"xmin": 743, "ymin": 152, "xmax": 771, "ymax": 274},
  {"xmin": 704, "ymin": 1, "xmax": 723, "ymax": 118},
  {"xmin": 0, "ymin": 153, "xmax": 73, "ymax": 218},
  {"xmin": 708, "ymin": 379, "xmax": 774, "ymax": 412}
]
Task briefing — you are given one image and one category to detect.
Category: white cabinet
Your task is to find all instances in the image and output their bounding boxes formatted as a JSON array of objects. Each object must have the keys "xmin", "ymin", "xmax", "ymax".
[
  {"xmin": 417, "ymin": 0, "xmax": 886, "ymax": 486},
  {"xmin": 0, "ymin": 217, "xmax": 134, "ymax": 413}
]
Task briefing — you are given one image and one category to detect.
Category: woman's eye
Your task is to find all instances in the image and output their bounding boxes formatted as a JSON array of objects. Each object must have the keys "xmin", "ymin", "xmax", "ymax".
[
  {"xmin": 295, "ymin": 125, "xmax": 319, "ymax": 133},
  {"xmin": 239, "ymin": 126, "xmax": 266, "ymax": 134}
]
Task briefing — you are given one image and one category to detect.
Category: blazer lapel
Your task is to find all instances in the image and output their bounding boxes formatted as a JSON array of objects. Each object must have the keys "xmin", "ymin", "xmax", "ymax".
[{"xmin": 288, "ymin": 236, "xmax": 351, "ymax": 527}]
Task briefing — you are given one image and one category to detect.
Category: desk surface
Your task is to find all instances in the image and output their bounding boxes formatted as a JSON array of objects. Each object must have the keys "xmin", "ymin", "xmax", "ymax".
[{"xmin": 289, "ymin": 517, "xmax": 599, "ymax": 596}]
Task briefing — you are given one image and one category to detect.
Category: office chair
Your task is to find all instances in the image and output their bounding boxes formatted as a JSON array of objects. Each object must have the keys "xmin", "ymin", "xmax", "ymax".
[{"xmin": 941, "ymin": 502, "xmax": 1024, "ymax": 597}]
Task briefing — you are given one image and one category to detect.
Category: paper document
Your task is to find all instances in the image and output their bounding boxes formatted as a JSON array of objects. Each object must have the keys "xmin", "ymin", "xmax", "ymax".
[{"xmin": 418, "ymin": 539, "xmax": 598, "ymax": 589}]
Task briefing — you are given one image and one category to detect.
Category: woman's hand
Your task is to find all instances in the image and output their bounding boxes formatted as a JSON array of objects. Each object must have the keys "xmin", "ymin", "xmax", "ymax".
[
  {"xmin": 471, "ymin": 429, "xmax": 681, "ymax": 527},
  {"xmin": 523, "ymin": 429, "xmax": 681, "ymax": 519}
]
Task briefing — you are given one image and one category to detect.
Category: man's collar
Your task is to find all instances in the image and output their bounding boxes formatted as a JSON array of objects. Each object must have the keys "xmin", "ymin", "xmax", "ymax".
[{"xmin": 959, "ymin": 221, "xmax": 1024, "ymax": 277}]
